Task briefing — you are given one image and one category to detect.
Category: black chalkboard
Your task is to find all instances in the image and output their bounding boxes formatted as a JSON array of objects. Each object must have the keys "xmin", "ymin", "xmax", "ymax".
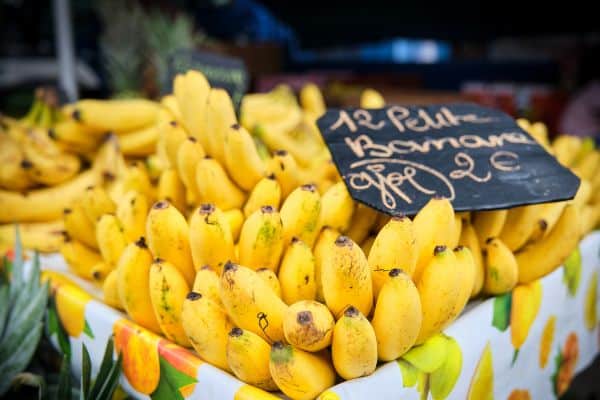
[
  {"xmin": 165, "ymin": 49, "xmax": 249, "ymax": 109},
  {"xmin": 317, "ymin": 103, "xmax": 580, "ymax": 215}
]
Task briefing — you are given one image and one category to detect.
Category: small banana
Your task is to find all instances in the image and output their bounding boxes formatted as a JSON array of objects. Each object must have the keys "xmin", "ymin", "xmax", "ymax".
[
  {"xmin": 63, "ymin": 204, "xmax": 98, "ymax": 249},
  {"xmin": 146, "ymin": 200, "xmax": 195, "ymax": 285},
  {"xmin": 299, "ymin": 83, "xmax": 326, "ymax": 119},
  {"xmin": 157, "ymin": 168, "xmax": 186, "ymax": 213},
  {"xmin": 528, "ymin": 201, "xmax": 567, "ymax": 242},
  {"xmin": 257, "ymin": 268, "xmax": 282, "ymax": 297},
  {"xmin": 181, "ymin": 291, "xmax": 232, "ymax": 371},
  {"xmin": 239, "ymin": 206, "xmax": 284, "ymax": 272},
  {"xmin": 283, "ymin": 300, "xmax": 334, "ymax": 352},
  {"xmin": 227, "ymin": 327, "xmax": 278, "ymax": 391},
  {"xmin": 243, "ymin": 174, "xmax": 282, "ymax": 218},
  {"xmin": 472, "ymin": 209, "xmax": 508, "ymax": 245},
  {"xmin": 174, "ymin": 70, "xmax": 210, "ymax": 140},
  {"xmin": 224, "ymin": 123, "xmax": 266, "ymax": 191},
  {"xmin": 195, "ymin": 156, "xmax": 246, "ymax": 211},
  {"xmin": 483, "ymin": 238, "xmax": 519, "ymax": 295},
  {"xmin": 96, "ymin": 214, "xmax": 128, "ymax": 267},
  {"xmin": 160, "ymin": 120, "xmax": 188, "ymax": 168},
  {"xmin": 0, "ymin": 219, "xmax": 65, "ymax": 254},
  {"xmin": 160, "ymin": 94, "xmax": 182, "ymax": 122},
  {"xmin": 0, "ymin": 133, "xmax": 32, "ymax": 190},
  {"xmin": 346, "ymin": 203, "xmax": 378, "ymax": 245},
  {"xmin": 458, "ymin": 219, "xmax": 484, "ymax": 298},
  {"xmin": 191, "ymin": 265, "xmax": 222, "ymax": 306},
  {"xmin": 368, "ymin": 215, "xmax": 417, "ymax": 298},
  {"xmin": 103, "ymin": 269, "xmax": 123, "ymax": 310},
  {"xmin": 121, "ymin": 162, "xmax": 154, "ymax": 203},
  {"xmin": 269, "ymin": 341, "xmax": 336, "ymax": 400},
  {"xmin": 280, "ymin": 184, "xmax": 322, "ymax": 247},
  {"xmin": 116, "ymin": 237, "xmax": 161, "ymax": 333},
  {"xmin": 116, "ymin": 190, "xmax": 148, "ymax": 242},
  {"xmin": 499, "ymin": 205, "xmax": 544, "ymax": 251},
  {"xmin": 72, "ymin": 98, "xmax": 159, "ymax": 133},
  {"xmin": 331, "ymin": 305, "xmax": 377, "ymax": 380},
  {"xmin": 90, "ymin": 261, "xmax": 111, "ymax": 284},
  {"xmin": 278, "ymin": 237, "xmax": 317, "ymax": 304},
  {"xmin": 313, "ymin": 227, "xmax": 340, "ymax": 302},
  {"xmin": 118, "ymin": 124, "xmax": 160, "ymax": 156},
  {"xmin": 450, "ymin": 213, "xmax": 463, "ymax": 249},
  {"xmin": 223, "ymin": 208, "xmax": 244, "ymax": 242},
  {"xmin": 371, "ymin": 269, "xmax": 422, "ymax": 361},
  {"xmin": 176, "ymin": 136, "xmax": 205, "ymax": 205},
  {"xmin": 317, "ymin": 181, "xmax": 354, "ymax": 233},
  {"xmin": 267, "ymin": 150, "xmax": 301, "ymax": 199},
  {"xmin": 60, "ymin": 236, "xmax": 102, "ymax": 280},
  {"xmin": 204, "ymin": 88, "xmax": 237, "ymax": 165},
  {"xmin": 81, "ymin": 185, "xmax": 116, "ymax": 223},
  {"xmin": 50, "ymin": 118, "xmax": 102, "ymax": 153},
  {"xmin": 149, "ymin": 259, "xmax": 191, "ymax": 347},
  {"xmin": 551, "ymin": 135, "xmax": 582, "ymax": 167},
  {"xmin": 321, "ymin": 235, "xmax": 372, "ymax": 317},
  {"xmin": 360, "ymin": 88, "xmax": 385, "ymax": 108},
  {"xmin": 189, "ymin": 203, "xmax": 235, "ymax": 274},
  {"xmin": 451, "ymin": 246, "xmax": 477, "ymax": 317}
]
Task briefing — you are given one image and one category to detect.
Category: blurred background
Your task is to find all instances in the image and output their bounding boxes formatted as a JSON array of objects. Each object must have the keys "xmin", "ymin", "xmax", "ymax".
[{"xmin": 0, "ymin": 0, "xmax": 599, "ymax": 137}]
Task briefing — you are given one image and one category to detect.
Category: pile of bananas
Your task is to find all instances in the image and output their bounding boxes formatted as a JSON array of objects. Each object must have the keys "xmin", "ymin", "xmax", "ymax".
[{"xmin": 2, "ymin": 69, "xmax": 598, "ymax": 399}]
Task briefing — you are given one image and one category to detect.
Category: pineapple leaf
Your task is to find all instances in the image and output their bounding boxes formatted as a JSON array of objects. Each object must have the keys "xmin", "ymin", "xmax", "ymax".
[
  {"xmin": 88, "ymin": 336, "xmax": 120, "ymax": 400},
  {"xmin": 0, "ymin": 285, "xmax": 8, "ymax": 338},
  {"xmin": 11, "ymin": 225, "xmax": 23, "ymax": 295},
  {"xmin": 56, "ymin": 354, "xmax": 72, "ymax": 400},
  {"xmin": 80, "ymin": 344, "xmax": 91, "ymax": 400},
  {"xmin": 46, "ymin": 298, "xmax": 71, "ymax": 358},
  {"xmin": 0, "ymin": 321, "xmax": 43, "ymax": 395}
]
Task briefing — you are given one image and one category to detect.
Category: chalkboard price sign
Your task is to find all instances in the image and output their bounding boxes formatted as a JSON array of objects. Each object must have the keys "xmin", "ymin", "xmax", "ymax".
[{"xmin": 317, "ymin": 103, "xmax": 580, "ymax": 215}]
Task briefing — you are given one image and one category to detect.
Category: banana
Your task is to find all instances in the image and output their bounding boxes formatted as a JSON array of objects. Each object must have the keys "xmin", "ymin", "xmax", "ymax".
[
  {"xmin": 528, "ymin": 201, "xmax": 567, "ymax": 242},
  {"xmin": 50, "ymin": 118, "xmax": 102, "ymax": 153},
  {"xmin": 278, "ymin": 237, "xmax": 317, "ymax": 304},
  {"xmin": 0, "ymin": 133, "xmax": 34, "ymax": 190},
  {"xmin": 318, "ymin": 181, "xmax": 354, "ymax": 233},
  {"xmin": 243, "ymin": 175, "xmax": 282, "ymax": 218},
  {"xmin": 81, "ymin": 185, "xmax": 116, "ymax": 223},
  {"xmin": 176, "ymin": 136, "xmax": 206, "ymax": 204},
  {"xmin": 72, "ymin": 98, "xmax": 159, "ymax": 133},
  {"xmin": 331, "ymin": 305, "xmax": 377, "ymax": 380},
  {"xmin": 103, "ymin": 269, "xmax": 123, "ymax": 310},
  {"xmin": 580, "ymin": 204, "xmax": 598, "ymax": 236},
  {"xmin": 572, "ymin": 150, "xmax": 600, "ymax": 180},
  {"xmin": 146, "ymin": 200, "xmax": 195, "ymax": 285},
  {"xmin": 416, "ymin": 246, "xmax": 461, "ymax": 344},
  {"xmin": 60, "ymin": 236, "xmax": 102, "ymax": 280},
  {"xmin": 299, "ymin": 83, "xmax": 326, "ymax": 119},
  {"xmin": 280, "ymin": 184, "xmax": 322, "ymax": 247},
  {"xmin": 115, "ymin": 190, "xmax": 148, "ymax": 242},
  {"xmin": 412, "ymin": 197, "xmax": 455, "ymax": 282},
  {"xmin": 360, "ymin": 235, "xmax": 375, "ymax": 256},
  {"xmin": 283, "ymin": 300, "xmax": 334, "ymax": 352},
  {"xmin": 239, "ymin": 206, "xmax": 284, "ymax": 272},
  {"xmin": 63, "ymin": 204, "xmax": 98, "ymax": 249},
  {"xmin": 94, "ymin": 214, "xmax": 126, "ymax": 265},
  {"xmin": 451, "ymin": 246, "xmax": 476, "ymax": 317},
  {"xmin": 572, "ymin": 179, "xmax": 592, "ymax": 209},
  {"xmin": 181, "ymin": 291, "xmax": 232, "ymax": 371},
  {"xmin": 160, "ymin": 120, "xmax": 188, "ymax": 168},
  {"xmin": 450, "ymin": 214, "xmax": 463, "ymax": 249},
  {"xmin": 572, "ymin": 137, "xmax": 596, "ymax": 166},
  {"xmin": 516, "ymin": 204, "xmax": 581, "ymax": 283},
  {"xmin": 401, "ymin": 333, "xmax": 448, "ymax": 373},
  {"xmin": 499, "ymin": 205, "xmax": 544, "ymax": 251},
  {"xmin": 90, "ymin": 261, "xmax": 112, "ymax": 283},
  {"xmin": 224, "ymin": 123, "xmax": 266, "ymax": 191},
  {"xmin": 472, "ymin": 209, "xmax": 508, "ymax": 244},
  {"xmin": 257, "ymin": 268, "xmax": 282, "ymax": 297},
  {"xmin": 373, "ymin": 212, "xmax": 391, "ymax": 233},
  {"xmin": 321, "ymin": 235, "xmax": 372, "ymax": 317},
  {"xmin": 116, "ymin": 237, "xmax": 161, "ymax": 332},
  {"xmin": 483, "ymin": 238, "xmax": 518, "ymax": 295},
  {"xmin": 267, "ymin": 150, "xmax": 301, "ymax": 199},
  {"xmin": 371, "ymin": 268, "xmax": 422, "ymax": 361},
  {"xmin": 227, "ymin": 327, "xmax": 278, "ymax": 391},
  {"xmin": 429, "ymin": 336, "xmax": 463, "ymax": 400},
  {"xmin": 157, "ymin": 168, "xmax": 186, "ymax": 213},
  {"xmin": 149, "ymin": 259, "xmax": 191, "ymax": 346},
  {"xmin": 223, "ymin": 208, "xmax": 244, "ymax": 242},
  {"xmin": 313, "ymin": 227, "xmax": 340, "ymax": 302},
  {"xmin": 121, "ymin": 161, "xmax": 154, "ymax": 203},
  {"xmin": 360, "ymin": 88, "xmax": 385, "ymax": 108},
  {"xmin": 269, "ymin": 341, "xmax": 335, "ymax": 400},
  {"xmin": 220, "ymin": 262, "xmax": 288, "ymax": 343},
  {"xmin": 368, "ymin": 215, "xmax": 417, "ymax": 298},
  {"xmin": 0, "ymin": 220, "xmax": 65, "ymax": 254},
  {"xmin": 203, "ymin": 88, "xmax": 237, "ymax": 165},
  {"xmin": 175, "ymin": 71, "xmax": 211, "ymax": 140},
  {"xmin": 118, "ymin": 124, "xmax": 160, "ymax": 156},
  {"xmin": 192, "ymin": 265, "xmax": 222, "ymax": 306},
  {"xmin": 551, "ymin": 135, "xmax": 582, "ymax": 167},
  {"xmin": 346, "ymin": 203, "xmax": 378, "ymax": 245},
  {"xmin": 195, "ymin": 156, "xmax": 246, "ymax": 210},
  {"xmin": 189, "ymin": 203, "xmax": 235, "ymax": 273},
  {"xmin": 161, "ymin": 94, "xmax": 182, "ymax": 122}
]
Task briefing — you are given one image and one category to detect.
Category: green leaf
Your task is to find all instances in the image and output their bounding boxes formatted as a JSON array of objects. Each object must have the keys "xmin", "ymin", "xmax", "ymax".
[
  {"xmin": 12, "ymin": 225, "xmax": 23, "ymax": 291},
  {"xmin": 56, "ymin": 354, "xmax": 72, "ymax": 400},
  {"xmin": 492, "ymin": 293, "xmax": 512, "ymax": 331},
  {"xmin": 511, "ymin": 349, "xmax": 519, "ymax": 367},
  {"xmin": 80, "ymin": 344, "xmax": 92, "ymax": 400},
  {"xmin": 0, "ymin": 321, "xmax": 43, "ymax": 395},
  {"xmin": 563, "ymin": 248, "xmax": 582, "ymax": 297},
  {"xmin": 88, "ymin": 337, "xmax": 116, "ymax": 400},
  {"xmin": 93, "ymin": 352, "xmax": 122, "ymax": 400},
  {"xmin": 151, "ymin": 355, "xmax": 198, "ymax": 400},
  {"xmin": 46, "ymin": 299, "xmax": 71, "ymax": 358},
  {"xmin": 0, "ymin": 285, "xmax": 9, "ymax": 339},
  {"xmin": 83, "ymin": 320, "xmax": 94, "ymax": 339}
]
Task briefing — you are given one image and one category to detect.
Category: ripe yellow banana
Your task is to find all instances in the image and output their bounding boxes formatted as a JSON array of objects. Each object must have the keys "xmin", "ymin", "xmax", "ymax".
[
  {"xmin": 60, "ymin": 236, "xmax": 102, "ymax": 280},
  {"xmin": 360, "ymin": 88, "xmax": 385, "ymax": 108},
  {"xmin": 149, "ymin": 259, "xmax": 191, "ymax": 346},
  {"xmin": 192, "ymin": 265, "xmax": 222, "ymax": 306},
  {"xmin": 451, "ymin": 246, "xmax": 476, "ymax": 317},
  {"xmin": 472, "ymin": 209, "xmax": 508, "ymax": 244},
  {"xmin": 283, "ymin": 300, "xmax": 334, "ymax": 352},
  {"xmin": 118, "ymin": 124, "xmax": 160, "ymax": 156},
  {"xmin": 224, "ymin": 123, "xmax": 266, "ymax": 191},
  {"xmin": 299, "ymin": 83, "xmax": 326, "ymax": 119},
  {"xmin": 313, "ymin": 227, "xmax": 340, "ymax": 302},
  {"xmin": 181, "ymin": 291, "xmax": 232, "ymax": 371},
  {"xmin": 332, "ymin": 305, "xmax": 377, "ymax": 380},
  {"xmin": 318, "ymin": 181, "xmax": 354, "ymax": 233},
  {"xmin": 516, "ymin": 204, "xmax": 581, "ymax": 283},
  {"xmin": 572, "ymin": 150, "xmax": 600, "ymax": 180},
  {"xmin": 121, "ymin": 162, "xmax": 154, "ymax": 203},
  {"xmin": 116, "ymin": 190, "xmax": 149, "ymax": 242},
  {"xmin": 157, "ymin": 168, "xmax": 186, "ymax": 213},
  {"xmin": 269, "ymin": 341, "xmax": 335, "ymax": 400},
  {"xmin": 161, "ymin": 94, "xmax": 182, "ymax": 122},
  {"xmin": 412, "ymin": 197, "xmax": 455, "ymax": 282},
  {"xmin": 90, "ymin": 261, "xmax": 111, "ymax": 283},
  {"xmin": 96, "ymin": 214, "xmax": 128, "ymax": 267},
  {"xmin": 499, "ymin": 205, "xmax": 544, "ymax": 251},
  {"xmin": 528, "ymin": 201, "xmax": 567, "ymax": 242},
  {"xmin": 81, "ymin": 185, "xmax": 116, "ymax": 223},
  {"xmin": 257, "ymin": 268, "xmax": 282, "ymax": 297},
  {"xmin": 223, "ymin": 208, "xmax": 244, "ymax": 242},
  {"xmin": 371, "ymin": 268, "xmax": 422, "ymax": 361},
  {"xmin": 368, "ymin": 215, "xmax": 417, "ymax": 298},
  {"xmin": 220, "ymin": 262, "xmax": 287, "ymax": 343},
  {"xmin": 243, "ymin": 175, "xmax": 282, "ymax": 218},
  {"xmin": 160, "ymin": 120, "xmax": 188, "ymax": 168},
  {"xmin": 280, "ymin": 184, "xmax": 322, "ymax": 248},
  {"xmin": 63, "ymin": 204, "xmax": 98, "ymax": 249},
  {"xmin": 103, "ymin": 269, "xmax": 123, "ymax": 310},
  {"xmin": 551, "ymin": 134, "xmax": 581, "ymax": 167},
  {"xmin": 0, "ymin": 220, "xmax": 65, "ymax": 254},
  {"xmin": 50, "ymin": 118, "xmax": 102, "ymax": 153},
  {"xmin": 204, "ymin": 88, "xmax": 237, "ymax": 165},
  {"xmin": 116, "ymin": 237, "xmax": 161, "ymax": 333},
  {"xmin": 321, "ymin": 235, "xmax": 372, "ymax": 317},
  {"xmin": 189, "ymin": 203, "xmax": 235, "ymax": 273},
  {"xmin": 195, "ymin": 156, "xmax": 246, "ymax": 211},
  {"xmin": 176, "ymin": 136, "xmax": 205, "ymax": 205},
  {"xmin": 267, "ymin": 150, "xmax": 301, "ymax": 199},
  {"xmin": 346, "ymin": 203, "xmax": 378, "ymax": 245},
  {"xmin": 73, "ymin": 98, "xmax": 159, "ymax": 133},
  {"xmin": 278, "ymin": 237, "xmax": 317, "ymax": 304},
  {"xmin": 483, "ymin": 238, "xmax": 518, "ymax": 295},
  {"xmin": 450, "ymin": 213, "xmax": 463, "ymax": 249},
  {"xmin": 227, "ymin": 327, "xmax": 278, "ymax": 391},
  {"xmin": 174, "ymin": 70, "xmax": 210, "ymax": 140},
  {"xmin": 239, "ymin": 206, "xmax": 284, "ymax": 272},
  {"xmin": 146, "ymin": 200, "xmax": 195, "ymax": 285},
  {"xmin": 416, "ymin": 246, "xmax": 462, "ymax": 344},
  {"xmin": 0, "ymin": 133, "xmax": 33, "ymax": 190}
]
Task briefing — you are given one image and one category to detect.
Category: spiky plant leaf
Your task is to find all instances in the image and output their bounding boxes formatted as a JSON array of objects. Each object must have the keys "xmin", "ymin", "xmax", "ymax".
[
  {"xmin": 80, "ymin": 344, "xmax": 91, "ymax": 400},
  {"xmin": 87, "ymin": 337, "xmax": 122, "ymax": 400}
]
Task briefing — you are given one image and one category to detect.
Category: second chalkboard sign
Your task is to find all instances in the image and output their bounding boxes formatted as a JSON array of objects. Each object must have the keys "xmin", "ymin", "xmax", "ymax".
[{"xmin": 317, "ymin": 103, "xmax": 580, "ymax": 215}]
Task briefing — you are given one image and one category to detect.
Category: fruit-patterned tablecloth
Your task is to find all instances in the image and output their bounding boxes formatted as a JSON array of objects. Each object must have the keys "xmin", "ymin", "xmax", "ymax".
[{"xmin": 36, "ymin": 231, "xmax": 600, "ymax": 400}]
